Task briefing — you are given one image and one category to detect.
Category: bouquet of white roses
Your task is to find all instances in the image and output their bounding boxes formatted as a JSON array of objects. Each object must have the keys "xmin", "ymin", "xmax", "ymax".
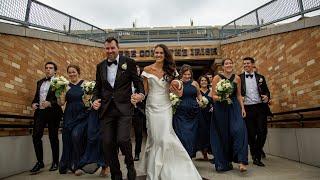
[
  {"xmin": 50, "ymin": 76, "xmax": 69, "ymax": 97},
  {"xmin": 216, "ymin": 79, "xmax": 234, "ymax": 104},
  {"xmin": 199, "ymin": 96, "xmax": 209, "ymax": 108},
  {"xmin": 169, "ymin": 92, "xmax": 181, "ymax": 114},
  {"xmin": 81, "ymin": 81, "xmax": 96, "ymax": 107}
]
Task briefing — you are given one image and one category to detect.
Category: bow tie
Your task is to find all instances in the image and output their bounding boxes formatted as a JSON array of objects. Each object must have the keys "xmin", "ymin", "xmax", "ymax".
[
  {"xmin": 246, "ymin": 74, "xmax": 254, "ymax": 78},
  {"xmin": 44, "ymin": 77, "xmax": 51, "ymax": 81},
  {"xmin": 107, "ymin": 60, "xmax": 117, "ymax": 66}
]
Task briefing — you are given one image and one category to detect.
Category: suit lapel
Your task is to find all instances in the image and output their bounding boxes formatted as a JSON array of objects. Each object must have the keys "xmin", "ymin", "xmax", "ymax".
[{"xmin": 114, "ymin": 56, "xmax": 126, "ymax": 88}]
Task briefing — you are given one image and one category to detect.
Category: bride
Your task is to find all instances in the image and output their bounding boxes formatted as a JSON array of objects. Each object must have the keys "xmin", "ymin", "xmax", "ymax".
[{"xmin": 131, "ymin": 44, "xmax": 202, "ymax": 180}]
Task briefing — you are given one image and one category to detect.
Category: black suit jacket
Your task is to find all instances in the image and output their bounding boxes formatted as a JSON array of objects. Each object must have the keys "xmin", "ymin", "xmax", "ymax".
[
  {"xmin": 240, "ymin": 72, "xmax": 272, "ymax": 116},
  {"xmin": 32, "ymin": 78, "xmax": 63, "ymax": 119},
  {"xmin": 92, "ymin": 56, "xmax": 144, "ymax": 118}
]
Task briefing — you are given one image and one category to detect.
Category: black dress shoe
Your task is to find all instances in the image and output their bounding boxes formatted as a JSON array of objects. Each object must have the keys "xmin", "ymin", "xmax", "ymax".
[
  {"xmin": 30, "ymin": 162, "xmax": 44, "ymax": 173},
  {"xmin": 127, "ymin": 166, "xmax": 136, "ymax": 180},
  {"xmin": 253, "ymin": 159, "xmax": 265, "ymax": 167},
  {"xmin": 133, "ymin": 154, "xmax": 140, "ymax": 161},
  {"xmin": 49, "ymin": 162, "xmax": 58, "ymax": 171}
]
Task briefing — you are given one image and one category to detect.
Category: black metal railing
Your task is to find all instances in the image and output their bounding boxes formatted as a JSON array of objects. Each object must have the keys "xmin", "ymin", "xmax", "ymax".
[
  {"xmin": 0, "ymin": 0, "xmax": 320, "ymax": 43},
  {"xmin": 0, "ymin": 0, "xmax": 107, "ymax": 42},
  {"xmin": 220, "ymin": 0, "xmax": 320, "ymax": 38},
  {"xmin": 268, "ymin": 107, "xmax": 320, "ymax": 127}
]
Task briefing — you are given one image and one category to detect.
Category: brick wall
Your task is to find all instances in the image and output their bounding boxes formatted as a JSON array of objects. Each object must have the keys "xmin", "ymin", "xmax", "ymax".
[
  {"xmin": 221, "ymin": 26, "xmax": 320, "ymax": 113},
  {"xmin": 0, "ymin": 34, "xmax": 105, "ymax": 117}
]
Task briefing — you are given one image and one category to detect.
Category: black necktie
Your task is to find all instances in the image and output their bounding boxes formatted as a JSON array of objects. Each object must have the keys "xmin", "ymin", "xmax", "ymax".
[
  {"xmin": 246, "ymin": 74, "xmax": 253, "ymax": 78},
  {"xmin": 107, "ymin": 60, "xmax": 117, "ymax": 66},
  {"xmin": 44, "ymin": 77, "xmax": 51, "ymax": 81}
]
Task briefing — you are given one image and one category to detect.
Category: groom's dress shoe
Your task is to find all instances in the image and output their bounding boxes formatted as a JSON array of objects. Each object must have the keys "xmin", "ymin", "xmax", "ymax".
[
  {"xmin": 49, "ymin": 162, "xmax": 58, "ymax": 171},
  {"xmin": 30, "ymin": 162, "xmax": 44, "ymax": 173},
  {"xmin": 134, "ymin": 154, "xmax": 140, "ymax": 161}
]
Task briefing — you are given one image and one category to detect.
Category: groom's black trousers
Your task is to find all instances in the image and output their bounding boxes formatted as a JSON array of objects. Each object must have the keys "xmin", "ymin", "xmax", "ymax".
[{"xmin": 100, "ymin": 103, "xmax": 134, "ymax": 177}]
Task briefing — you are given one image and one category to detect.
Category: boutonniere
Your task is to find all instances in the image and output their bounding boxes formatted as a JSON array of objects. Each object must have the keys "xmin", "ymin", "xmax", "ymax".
[
  {"xmin": 258, "ymin": 78, "xmax": 263, "ymax": 85},
  {"xmin": 259, "ymin": 78, "xmax": 263, "ymax": 83},
  {"xmin": 121, "ymin": 63, "xmax": 127, "ymax": 70}
]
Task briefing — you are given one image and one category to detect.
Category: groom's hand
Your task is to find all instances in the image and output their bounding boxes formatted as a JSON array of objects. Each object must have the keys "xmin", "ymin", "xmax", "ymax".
[
  {"xmin": 131, "ymin": 93, "xmax": 144, "ymax": 103},
  {"xmin": 92, "ymin": 99, "xmax": 101, "ymax": 110}
]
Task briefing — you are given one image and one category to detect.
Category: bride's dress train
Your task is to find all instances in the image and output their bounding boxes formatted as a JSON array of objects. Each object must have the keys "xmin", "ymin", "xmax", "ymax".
[{"xmin": 138, "ymin": 71, "xmax": 202, "ymax": 180}]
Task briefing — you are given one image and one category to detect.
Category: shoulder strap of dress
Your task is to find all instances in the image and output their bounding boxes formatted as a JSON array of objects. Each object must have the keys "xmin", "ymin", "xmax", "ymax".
[
  {"xmin": 229, "ymin": 74, "xmax": 236, "ymax": 82},
  {"xmin": 218, "ymin": 73, "xmax": 225, "ymax": 79}
]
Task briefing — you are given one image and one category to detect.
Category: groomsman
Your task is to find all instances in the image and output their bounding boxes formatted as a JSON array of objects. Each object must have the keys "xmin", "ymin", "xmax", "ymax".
[
  {"xmin": 30, "ymin": 62, "xmax": 62, "ymax": 173},
  {"xmin": 240, "ymin": 57, "xmax": 271, "ymax": 167}
]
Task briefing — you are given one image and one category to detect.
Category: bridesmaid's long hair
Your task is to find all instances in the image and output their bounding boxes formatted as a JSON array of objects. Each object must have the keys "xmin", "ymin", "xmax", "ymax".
[{"xmin": 154, "ymin": 44, "xmax": 176, "ymax": 82}]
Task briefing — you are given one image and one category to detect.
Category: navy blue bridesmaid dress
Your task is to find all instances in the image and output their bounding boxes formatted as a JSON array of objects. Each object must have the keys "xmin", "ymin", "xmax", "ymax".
[
  {"xmin": 173, "ymin": 80, "xmax": 201, "ymax": 158},
  {"xmin": 210, "ymin": 74, "xmax": 248, "ymax": 171}
]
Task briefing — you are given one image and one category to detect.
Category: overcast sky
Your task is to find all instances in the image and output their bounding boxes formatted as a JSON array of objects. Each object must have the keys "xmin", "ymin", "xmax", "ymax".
[{"xmin": 38, "ymin": 0, "xmax": 270, "ymax": 29}]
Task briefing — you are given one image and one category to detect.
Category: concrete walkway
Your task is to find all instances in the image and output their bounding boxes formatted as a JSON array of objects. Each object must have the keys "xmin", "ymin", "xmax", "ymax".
[{"xmin": 4, "ymin": 153, "xmax": 320, "ymax": 180}]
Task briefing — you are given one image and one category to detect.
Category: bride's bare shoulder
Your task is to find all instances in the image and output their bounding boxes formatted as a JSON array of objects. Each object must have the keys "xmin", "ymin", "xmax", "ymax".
[{"xmin": 143, "ymin": 65, "xmax": 152, "ymax": 73}]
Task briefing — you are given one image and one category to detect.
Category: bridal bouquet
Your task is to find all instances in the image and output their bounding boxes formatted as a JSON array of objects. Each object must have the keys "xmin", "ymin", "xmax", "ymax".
[
  {"xmin": 50, "ymin": 76, "xmax": 69, "ymax": 97},
  {"xmin": 169, "ymin": 92, "xmax": 181, "ymax": 114},
  {"xmin": 199, "ymin": 96, "xmax": 209, "ymax": 108},
  {"xmin": 216, "ymin": 79, "xmax": 233, "ymax": 104},
  {"xmin": 81, "ymin": 81, "xmax": 96, "ymax": 107}
]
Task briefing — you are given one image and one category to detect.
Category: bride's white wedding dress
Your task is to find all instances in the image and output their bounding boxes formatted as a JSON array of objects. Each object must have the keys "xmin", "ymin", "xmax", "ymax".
[{"xmin": 138, "ymin": 71, "xmax": 202, "ymax": 180}]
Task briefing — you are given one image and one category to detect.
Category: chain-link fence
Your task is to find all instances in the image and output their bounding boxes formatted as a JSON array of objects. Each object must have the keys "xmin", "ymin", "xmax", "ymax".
[
  {"xmin": 0, "ymin": 0, "xmax": 106, "ymax": 42},
  {"xmin": 220, "ymin": 0, "xmax": 320, "ymax": 38}
]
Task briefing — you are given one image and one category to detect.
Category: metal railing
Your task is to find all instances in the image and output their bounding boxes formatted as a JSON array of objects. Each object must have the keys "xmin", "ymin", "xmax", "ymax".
[
  {"xmin": 1, "ymin": 0, "xmax": 320, "ymax": 43},
  {"xmin": 0, "ymin": 0, "xmax": 107, "ymax": 42},
  {"xmin": 221, "ymin": 0, "xmax": 320, "ymax": 38},
  {"xmin": 268, "ymin": 107, "xmax": 320, "ymax": 127}
]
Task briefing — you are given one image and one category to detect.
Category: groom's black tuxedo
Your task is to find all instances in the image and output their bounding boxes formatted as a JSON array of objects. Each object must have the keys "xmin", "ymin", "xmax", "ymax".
[
  {"xmin": 93, "ymin": 55, "xmax": 144, "ymax": 179},
  {"xmin": 92, "ymin": 56, "xmax": 144, "ymax": 118},
  {"xmin": 239, "ymin": 72, "xmax": 271, "ymax": 161},
  {"xmin": 32, "ymin": 77, "xmax": 62, "ymax": 164}
]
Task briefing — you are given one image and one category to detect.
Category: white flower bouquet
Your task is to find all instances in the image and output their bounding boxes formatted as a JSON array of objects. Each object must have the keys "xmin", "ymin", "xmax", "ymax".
[
  {"xmin": 169, "ymin": 92, "xmax": 181, "ymax": 114},
  {"xmin": 216, "ymin": 79, "xmax": 234, "ymax": 104},
  {"xmin": 50, "ymin": 76, "xmax": 69, "ymax": 97},
  {"xmin": 81, "ymin": 81, "xmax": 96, "ymax": 107},
  {"xmin": 199, "ymin": 96, "xmax": 209, "ymax": 108}
]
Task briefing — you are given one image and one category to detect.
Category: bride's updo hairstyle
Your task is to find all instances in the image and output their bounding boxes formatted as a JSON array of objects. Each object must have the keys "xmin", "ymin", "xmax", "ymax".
[{"xmin": 154, "ymin": 44, "xmax": 177, "ymax": 82}]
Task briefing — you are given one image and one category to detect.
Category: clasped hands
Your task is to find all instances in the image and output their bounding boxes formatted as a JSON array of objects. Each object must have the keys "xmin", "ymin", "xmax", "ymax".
[
  {"xmin": 91, "ymin": 93, "xmax": 145, "ymax": 110},
  {"xmin": 131, "ymin": 93, "xmax": 145, "ymax": 107}
]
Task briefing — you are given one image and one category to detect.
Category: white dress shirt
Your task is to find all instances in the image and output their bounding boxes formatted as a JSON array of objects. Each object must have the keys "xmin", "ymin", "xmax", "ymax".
[
  {"xmin": 107, "ymin": 55, "xmax": 119, "ymax": 88},
  {"xmin": 244, "ymin": 72, "xmax": 261, "ymax": 105},
  {"xmin": 39, "ymin": 77, "xmax": 52, "ymax": 109}
]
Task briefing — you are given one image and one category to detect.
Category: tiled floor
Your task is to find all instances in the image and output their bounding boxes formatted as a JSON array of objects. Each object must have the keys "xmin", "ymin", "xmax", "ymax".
[{"xmin": 4, "ymin": 153, "xmax": 320, "ymax": 180}]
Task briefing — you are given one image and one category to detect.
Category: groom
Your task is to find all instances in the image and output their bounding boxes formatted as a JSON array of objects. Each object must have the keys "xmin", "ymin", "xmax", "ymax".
[{"xmin": 92, "ymin": 37, "xmax": 144, "ymax": 180}]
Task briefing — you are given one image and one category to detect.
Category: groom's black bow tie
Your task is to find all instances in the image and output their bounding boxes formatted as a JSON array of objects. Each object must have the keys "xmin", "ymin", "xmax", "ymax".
[
  {"xmin": 246, "ymin": 74, "xmax": 254, "ymax": 78},
  {"xmin": 107, "ymin": 60, "xmax": 117, "ymax": 66},
  {"xmin": 44, "ymin": 77, "xmax": 51, "ymax": 81}
]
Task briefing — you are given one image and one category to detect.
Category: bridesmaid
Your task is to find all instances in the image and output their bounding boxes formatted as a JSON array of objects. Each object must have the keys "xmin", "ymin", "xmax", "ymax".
[
  {"xmin": 196, "ymin": 75, "xmax": 213, "ymax": 160},
  {"xmin": 210, "ymin": 58, "xmax": 248, "ymax": 172},
  {"xmin": 173, "ymin": 64, "xmax": 203, "ymax": 158},
  {"xmin": 58, "ymin": 64, "xmax": 109, "ymax": 176}
]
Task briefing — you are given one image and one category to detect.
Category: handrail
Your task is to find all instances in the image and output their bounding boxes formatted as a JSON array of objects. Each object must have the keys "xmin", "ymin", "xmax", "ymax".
[{"xmin": 268, "ymin": 107, "xmax": 320, "ymax": 127}]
